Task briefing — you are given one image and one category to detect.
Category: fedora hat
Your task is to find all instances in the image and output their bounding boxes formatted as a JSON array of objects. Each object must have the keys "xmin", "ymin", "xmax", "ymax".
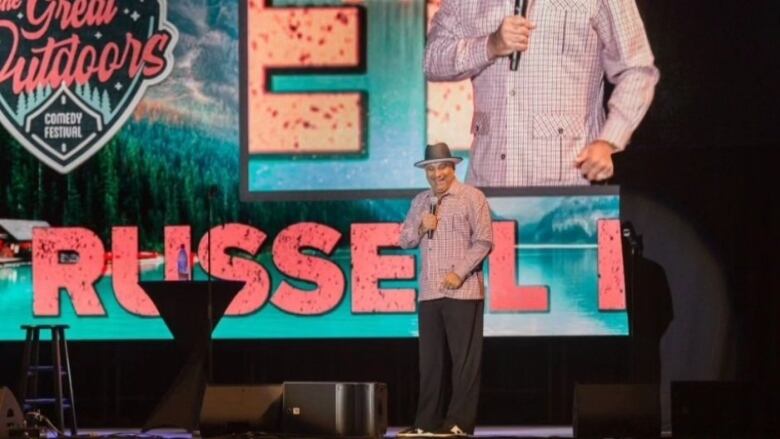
[{"xmin": 414, "ymin": 143, "xmax": 463, "ymax": 168}]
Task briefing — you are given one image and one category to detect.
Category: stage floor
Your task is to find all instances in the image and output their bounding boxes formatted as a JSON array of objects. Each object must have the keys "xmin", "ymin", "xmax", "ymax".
[
  {"xmin": 74, "ymin": 427, "xmax": 571, "ymax": 438},
  {"xmin": 390, "ymin": 426, "xmax": 573, "ymax": 438},
  {"xmin": 73, "ymin": 426, "xmax": 673, "ymax": 438}
]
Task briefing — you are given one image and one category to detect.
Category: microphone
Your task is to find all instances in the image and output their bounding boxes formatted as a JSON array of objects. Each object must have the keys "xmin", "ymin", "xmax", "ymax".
[
  {"xmin": 427, "ymin": 196, "xmax": 438, "ymax": 240},
  {"xmin": 509, "ymin": 0, "xmax": 529, "ymax": 71}
]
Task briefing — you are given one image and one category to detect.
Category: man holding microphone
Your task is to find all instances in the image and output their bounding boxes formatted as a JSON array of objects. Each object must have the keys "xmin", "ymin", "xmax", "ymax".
[{"xmin": 398, "ymin": 143, "xmax": 493, "ymax": 437}]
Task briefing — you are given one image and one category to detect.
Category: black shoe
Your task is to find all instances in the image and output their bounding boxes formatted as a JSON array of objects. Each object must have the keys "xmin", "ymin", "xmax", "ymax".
[{"xmin": 398, "ymin": 427, "xmax": 434, "ymax": 437}]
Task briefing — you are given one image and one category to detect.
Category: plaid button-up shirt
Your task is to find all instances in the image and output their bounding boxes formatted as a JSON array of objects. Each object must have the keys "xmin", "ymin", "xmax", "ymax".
[
  {"xmin": 425, "ymin": 0, "xmax": 660, "ymax": 187},
  {"xmin": 399, "ymin": 180, "xmax": 493, "ymax": 301}
]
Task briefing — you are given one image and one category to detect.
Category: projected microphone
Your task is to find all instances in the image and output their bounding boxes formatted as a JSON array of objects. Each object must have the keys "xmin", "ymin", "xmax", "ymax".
[
  {"xmin": 427, "ymin": 196, "xmax": 439, "ymax": 240},
  {"xmin": 509, "ymin": 0, "xmax": 529, "ymax": 71}
]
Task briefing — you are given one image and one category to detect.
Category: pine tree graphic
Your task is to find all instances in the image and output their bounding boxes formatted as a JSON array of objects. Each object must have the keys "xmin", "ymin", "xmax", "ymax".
[
  {"xmin": 91, "ymin": 87, "xmax": 101, "ymax": 109},
  {"xmin": 101, "ymin": 90, "xmax": 112, "ymax": 120},
  {"xmin": 80, "ymin": 83, "xmax": 93, "ymax": 107},
  {"xmin": 15, "ymin": 93, "xmax": 27, "ymax": 124},
  {"xmin": 26, "ymin": 89, "xmax": 36, "ymax": 109},
  {"xmin": 36, "ymin": 85, "xmax": 45, "ymax": 104}
]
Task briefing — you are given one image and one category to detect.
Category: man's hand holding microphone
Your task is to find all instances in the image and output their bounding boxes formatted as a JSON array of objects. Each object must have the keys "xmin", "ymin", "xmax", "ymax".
[
  {"xmin": 420, "ymin": 212, "xmax": 438, "ymax": 238},
  {"xmin": 487, "ymin": 2, "xmax": 535, "ymax": 63}
]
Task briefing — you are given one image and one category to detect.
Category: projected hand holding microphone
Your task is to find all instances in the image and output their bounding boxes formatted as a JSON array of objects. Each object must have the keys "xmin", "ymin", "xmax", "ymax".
[{"xmin": 487, "ymin": 0, "xmax": 535, "ymax": 67}]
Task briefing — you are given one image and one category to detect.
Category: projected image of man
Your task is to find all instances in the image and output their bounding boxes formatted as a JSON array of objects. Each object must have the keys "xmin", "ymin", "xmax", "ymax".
[{"xmin": 425, "ymin": 0, "xmax": 659, "ymax": 186}]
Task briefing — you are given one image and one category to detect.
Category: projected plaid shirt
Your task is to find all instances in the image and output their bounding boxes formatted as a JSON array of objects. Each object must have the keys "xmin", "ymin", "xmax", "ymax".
[
  {"xmin": 425, "ymin": 0, "xmax": 659, "ymax": 186},
  {"xmin": 399, "ymin": 180, "xmax": 493, "ymax": 301}
]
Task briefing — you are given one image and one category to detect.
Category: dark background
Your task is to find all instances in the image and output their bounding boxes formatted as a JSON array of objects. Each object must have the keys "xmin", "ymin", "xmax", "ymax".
[{"xmin": 1, "ymin": 0, "xmax": 779, "ymax": 431}]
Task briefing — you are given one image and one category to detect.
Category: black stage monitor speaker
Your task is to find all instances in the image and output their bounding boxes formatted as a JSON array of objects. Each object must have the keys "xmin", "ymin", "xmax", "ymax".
[
  {"xmin": 672, "ymin": 381, "xmax": 752, "ymax": 438},
  {"xmin": 282, "ymin": 382, "xmax": 387, "ymax": 438},
  {"xmin": 573, "ymin": 383, "xmax": 660, "ymax": 439},
  {"xmin": 0, "ymin": 387, "xmax": 24, "ymax": 439},
  {"xmin": 199, "ymin": 384, "xmax": 282, "ymax": 437}
]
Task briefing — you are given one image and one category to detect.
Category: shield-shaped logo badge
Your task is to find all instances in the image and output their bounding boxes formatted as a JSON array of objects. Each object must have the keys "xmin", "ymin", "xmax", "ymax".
[{"xmin": 0, "ymin": 0, "xmax": 178, "ymax": 173}]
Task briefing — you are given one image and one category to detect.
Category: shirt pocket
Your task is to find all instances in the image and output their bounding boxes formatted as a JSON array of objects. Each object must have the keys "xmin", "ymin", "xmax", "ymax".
[
  {"xmin": 532, "ymin": 113, "xmax": 585, "ymax": 140},
  {"xmin": 437, "ymin": 212, "xmax": 469, "ymax": 260},
  {"xmin": 532, "ymin": 113, "xmax": 586, "ymax": 179},
  {"xmin": 437, "ymin": 214, "xmax": 455, "ymax": 233},
  {"xmin": 546, "ymin": 0, "xmax": 590, "ymax": 56}
]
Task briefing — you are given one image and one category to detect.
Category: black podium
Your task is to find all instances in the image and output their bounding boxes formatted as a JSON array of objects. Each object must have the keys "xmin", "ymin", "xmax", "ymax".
[{"xmin": 139, "ymin": 280, "xmax": 244, "ymax": 432}]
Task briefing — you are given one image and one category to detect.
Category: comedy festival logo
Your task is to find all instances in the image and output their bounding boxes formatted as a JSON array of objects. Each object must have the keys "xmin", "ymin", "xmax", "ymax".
[{"xmin": 0, "ymin": 0, "xmax": 178, "ymax": 173}]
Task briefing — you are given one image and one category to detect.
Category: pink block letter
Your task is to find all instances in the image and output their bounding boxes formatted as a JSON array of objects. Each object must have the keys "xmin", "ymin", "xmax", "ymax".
[
  {"xmin": 197, "ymin": 224, "xmax": 271, "ymax": 316},
  {"xmin": 247, "ymin": 4, "xmax": 364, "ymax": 154},
  {"xmin": 33, "ymin": 227, "xmax": 106, "ymax": 316},
  {"xmin": 271, "ymin": 223, "xmax": 344, "ymax": 315},
  {"xmin": 597, "ymin": 219, "xmax": 626, "ymax": 310},
  {"xmin": 112, "ymin": 227, "xmax": 159, "ymax": 316},
  {"xmin": 488, "ymin": 221, "xmax": 549, "ymax": 312},
  {"xmin": 350, "ymin": 223, "xmax": 416, "ymax": 313}
]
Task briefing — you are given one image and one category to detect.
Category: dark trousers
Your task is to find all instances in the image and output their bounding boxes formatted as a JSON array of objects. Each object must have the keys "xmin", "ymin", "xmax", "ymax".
[{"xmin": 415, "ymin": 298, "xmax": 483, "ymax": 433}]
